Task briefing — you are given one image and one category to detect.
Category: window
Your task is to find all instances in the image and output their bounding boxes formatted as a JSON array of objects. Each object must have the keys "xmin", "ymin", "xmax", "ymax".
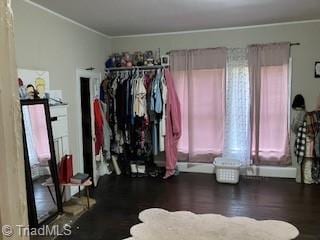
[
  {"xmin": 173, "ymin": 69, "xmax": 225, "ymax": 163},
  {"xmin": 252, "ymin": 65, "xmax": 290, "ymax": 164},
  {"xmin": 249, "ymin": 43, "xmax": 290, "ymax": 165},
  {"xmin": 189, "ymin": 69, "xmax": 225, "ymax": 157},
  {"xmin": 171, "ymin": 43, "xmax": 290, "ymax": 166},
  {"xmin": 171, "ymin": 48, "xmax": 226, "ymax": 163}
]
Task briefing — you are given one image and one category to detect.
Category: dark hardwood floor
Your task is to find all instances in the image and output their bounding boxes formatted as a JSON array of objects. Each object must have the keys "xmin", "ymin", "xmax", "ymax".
[{"xmin": 57, "ymin": 173, "xmax": 320, "ymax": 240}]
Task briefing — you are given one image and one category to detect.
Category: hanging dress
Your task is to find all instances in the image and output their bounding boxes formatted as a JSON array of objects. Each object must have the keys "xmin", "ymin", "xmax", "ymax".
[{"xmin": 164, "ymin": 69, "xmax": 181, "ymax": 172}]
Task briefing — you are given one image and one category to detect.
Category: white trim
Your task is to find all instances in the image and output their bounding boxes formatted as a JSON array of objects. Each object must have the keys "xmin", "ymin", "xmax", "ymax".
[
  {"xmin": 75, "ymin": 69, "xmax": 101, "ymax": 190},
  {"xmin": 176, "ymin": 162, "xmax": 297, "ymax": 178},
  {"xmin": 112, "ymin": 19, "xmax": 320, "ymax": 38},
  {"xmin": 23, "ymin": 0, "xmax": 111, "ymax": 39}
]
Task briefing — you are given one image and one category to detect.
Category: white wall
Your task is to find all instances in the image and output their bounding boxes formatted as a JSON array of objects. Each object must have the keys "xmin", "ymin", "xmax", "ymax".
[
  {"xmin": 13, "ymin": 0, "xmax": 111, "ymax": 172},
  {"xmin": 112, "ymin": 21, "xmax": 320, "ymax": 110},
  {"xmin": 12, "ymin": 0, "xmax": 320, "ymax": 171},
  {"xmin": 112, "ymin": 21, "xmax": 320, "ymax": 166}
]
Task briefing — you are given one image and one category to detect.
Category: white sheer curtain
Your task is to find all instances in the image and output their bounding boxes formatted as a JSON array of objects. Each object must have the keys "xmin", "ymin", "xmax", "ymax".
[{"xmin": 223, "ymin": 48, "xmax": 251, "ymax": 165}]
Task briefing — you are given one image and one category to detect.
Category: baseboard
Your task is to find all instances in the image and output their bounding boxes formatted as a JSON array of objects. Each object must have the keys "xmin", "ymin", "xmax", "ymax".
[
  {"xmin": 244, "ymin": 165, "xmax": 297, "ymax": 178},
  {"xmin": 174, "ymin": 162, "xmax": 296, "ymax": 179}
]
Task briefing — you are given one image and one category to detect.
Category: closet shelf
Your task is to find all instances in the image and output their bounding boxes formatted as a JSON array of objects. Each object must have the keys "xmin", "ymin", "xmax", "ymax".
[{"xmin": 105, "ymin": 65, "xmax": 169, "ymax": 72}]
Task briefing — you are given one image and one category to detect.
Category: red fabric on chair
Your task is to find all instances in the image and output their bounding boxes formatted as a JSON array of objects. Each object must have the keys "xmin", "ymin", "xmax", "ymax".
[{"xmin": 58, "ymin": 155, "xmax": 73, "ymax": 183}]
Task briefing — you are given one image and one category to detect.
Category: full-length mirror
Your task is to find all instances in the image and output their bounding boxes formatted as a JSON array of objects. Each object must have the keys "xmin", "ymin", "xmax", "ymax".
[{"xmin": 21, "ymin": 99, "xmax": 63, "ymax": 227}]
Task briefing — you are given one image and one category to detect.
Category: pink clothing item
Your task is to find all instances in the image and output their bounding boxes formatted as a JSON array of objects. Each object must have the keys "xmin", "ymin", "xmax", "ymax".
[
  {"xmin": 29, "ymin": 105, "xmax": 51, "ymax": 163},
  {"xmin": 164, "ymin": 69, "xmax": 182, "ymax": 171}
]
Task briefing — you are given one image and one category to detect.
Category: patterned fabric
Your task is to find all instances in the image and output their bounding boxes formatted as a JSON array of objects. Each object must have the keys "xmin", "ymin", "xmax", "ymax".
[
  {"xmin": 291, "ymin": 110, "xmax": 306, "ymax": 134},
  {"xmin": 305, "ymin": 136, "xmax": 315, "ymax": 158},
  {"xmin": 312, "ymin": 129, "xmax": 320, "ymax": 183},
  {"xmin": 312, "ymin": 157, "xmax": 320, "ymax": 184},
  {"xmin": 294, "ymin": 111, "xmax": 320, "ymax": 183},
  {"xmin": 294, "ymin": 121, "xmax": 307, "ymax": 162},
  {"xmin": 315, "ymin": 132, "xmax": 320, "ymax": 158},
  {"xmin": 296, "ymin": 112, "xmax": 320, "ymax": 160},
  {"xmin": 304, "ymin": 111, "xmax": 320, "ymax": 158},
  {"xmin": 305, "ymin": 111, "xmax": 320, "ymax": 138},
  {"xmin": 223, "ymin": 48, "xmax": 251, "ymax": 165}
]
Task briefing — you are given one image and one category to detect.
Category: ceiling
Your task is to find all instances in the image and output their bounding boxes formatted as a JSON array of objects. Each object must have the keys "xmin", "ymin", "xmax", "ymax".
[{"xmin": 30, "ymin": 0, "xmax": 320, "ymax": 36}]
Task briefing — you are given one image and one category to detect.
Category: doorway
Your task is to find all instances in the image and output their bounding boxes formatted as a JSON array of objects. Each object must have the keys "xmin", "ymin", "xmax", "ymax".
[
  {"xmin": 80, "ymin": 77, "xmax": 93, "ymax": 180},
  {"xmin": 76, "ymin": 69, "xmax": 101, "ymax": 188}
]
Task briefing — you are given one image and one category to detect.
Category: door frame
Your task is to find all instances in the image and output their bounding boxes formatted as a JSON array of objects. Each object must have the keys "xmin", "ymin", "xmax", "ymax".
[{"xmin": 76, "ymin": 69, "xmax": 101, "ymax": 190}]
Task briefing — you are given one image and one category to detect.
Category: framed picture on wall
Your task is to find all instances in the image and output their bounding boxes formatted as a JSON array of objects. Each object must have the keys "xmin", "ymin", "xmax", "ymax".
[
  {"xmin": 161, "ymin": 55, "xmax": 170, "ymax": 66},
  {"xmin": 18, "ymin": 69, "xmax": 50, "ymax": 98},
  {"xmin": 315, "ymin": 62, "xmax": 320, "ymax": 78}
]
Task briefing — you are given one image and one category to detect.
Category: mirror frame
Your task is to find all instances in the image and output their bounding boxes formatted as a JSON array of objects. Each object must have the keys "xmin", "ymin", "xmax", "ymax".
[{"xmin": 20, "ymin": 99, "xmax": 63, "ymax": 227}]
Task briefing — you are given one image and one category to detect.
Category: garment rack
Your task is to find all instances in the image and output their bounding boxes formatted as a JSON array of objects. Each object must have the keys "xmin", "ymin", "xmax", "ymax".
[{"xmin": 105, "ymin": 65, "xmax": 169, "ymax": 73}]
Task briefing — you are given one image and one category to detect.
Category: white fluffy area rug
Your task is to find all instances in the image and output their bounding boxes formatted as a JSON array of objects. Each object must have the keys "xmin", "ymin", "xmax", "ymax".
[{"xmin": 124, "ymin": 208, "xmax": 299, "ymax": 240}]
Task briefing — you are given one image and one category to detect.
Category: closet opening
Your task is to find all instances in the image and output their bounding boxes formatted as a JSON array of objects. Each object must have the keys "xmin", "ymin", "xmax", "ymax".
[{"xmin": 80, "ymin": 77, "xmax": 94, "ymax": 181}]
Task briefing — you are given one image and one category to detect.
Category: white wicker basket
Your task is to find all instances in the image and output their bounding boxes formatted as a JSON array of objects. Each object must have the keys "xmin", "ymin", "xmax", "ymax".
[{"xmin": 214, "ymin": 157, "xmax": 241, "ymax": 184}]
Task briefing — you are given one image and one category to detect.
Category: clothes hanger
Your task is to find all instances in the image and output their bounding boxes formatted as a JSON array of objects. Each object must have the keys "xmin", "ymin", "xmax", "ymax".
[
  {"xmin": 94, "ymin": 94, "xmax": 100, "ymax": 100},
  {"xmin": 116, "ymin": 71, "xmax": 120, "ymax": 82},
  {"xmin": 133, "ymin": 68, "xmax": 138, "ymax": 78}
]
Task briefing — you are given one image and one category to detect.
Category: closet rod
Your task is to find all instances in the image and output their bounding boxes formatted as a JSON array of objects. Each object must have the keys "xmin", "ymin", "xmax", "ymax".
[{"xmin": 105, "ymin": 65, "xmax": 169, "ymax": 72}]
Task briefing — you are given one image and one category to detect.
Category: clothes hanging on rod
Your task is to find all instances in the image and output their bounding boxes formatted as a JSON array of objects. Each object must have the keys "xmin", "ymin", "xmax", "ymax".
[
  {"xmin": 164, "ymin": 69, "xmax": 181, "ymax": 179},
  {"xmin": 294, "ymin": 110, "xmax": 320, "ymax": 184},
  {"xmin": 159, "ymin": 73, "xmax": 167, "ymax": 152},
  {"xmin": 94, "ymin": 98, "xmax": 105, "ymax": 156},
  {"xmin": 101, "ymin": 66, "xmax": 180, "ymax": 178},
  {"xmin": 93, "ymin": 91, "xmax": 114, "ymax": 176},
  {"xmin": 105, "ymin": 65, "xmax": 169, "ymax": 72}
]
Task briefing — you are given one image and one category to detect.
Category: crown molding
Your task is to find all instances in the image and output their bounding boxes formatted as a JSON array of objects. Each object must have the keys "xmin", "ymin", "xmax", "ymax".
[
  {"xmin": 111, "ymin": 19, "xmax": 320, "ymax": 39},
  {"xmin": 23, "ymin": 0, "xmax": 111, "ymax": 39},
  {"xmin": 20, "ymin": 1, "xmax": 320, "ymax": 40}
]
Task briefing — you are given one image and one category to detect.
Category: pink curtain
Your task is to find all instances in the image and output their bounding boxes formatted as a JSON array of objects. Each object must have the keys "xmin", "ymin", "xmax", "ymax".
[
  {"xmin": 170, "ymin": 48, "xmax": 227, "ymax": 163},
  {"xmin": 248, "ymin": 43, "xmax": 290, "ymax": 165},
  {"xmin": 29, "ymin": 104, "xmax": 51, "ymax": 163}
]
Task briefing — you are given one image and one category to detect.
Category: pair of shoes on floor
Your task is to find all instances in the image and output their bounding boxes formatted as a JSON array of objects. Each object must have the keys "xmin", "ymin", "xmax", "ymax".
[{"xmin": 130, "ymin": 162, "xmax": 147, "ymax": 177}]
